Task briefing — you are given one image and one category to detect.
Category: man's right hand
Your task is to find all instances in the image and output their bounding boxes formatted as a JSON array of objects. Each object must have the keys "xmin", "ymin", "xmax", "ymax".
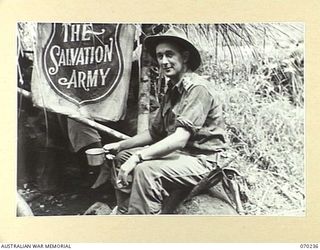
[{"xmin": 103, "ymin": 142, "xmax": 121, "ymax": 154}]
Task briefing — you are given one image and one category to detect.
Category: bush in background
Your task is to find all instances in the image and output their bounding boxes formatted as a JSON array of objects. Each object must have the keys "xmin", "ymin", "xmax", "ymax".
[{"xmin": 199, "ymin": 45, "xmax": 304, "ymax": 215}]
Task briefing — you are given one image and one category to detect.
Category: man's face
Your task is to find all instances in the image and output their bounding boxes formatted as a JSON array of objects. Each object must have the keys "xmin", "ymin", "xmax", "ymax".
[{"xmin": 155, "ymin": 42, "xmax": 188, "ymax": 80}]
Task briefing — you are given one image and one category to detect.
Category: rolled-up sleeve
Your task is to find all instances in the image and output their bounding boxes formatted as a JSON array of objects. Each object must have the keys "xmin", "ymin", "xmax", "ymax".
[
  {"xmin": 175, "ymin": 85, "xmax": 212, "ymax": 135},
  {"xmin": 149, "ymin": 108, "xmax": 166, "ymax": 141}
]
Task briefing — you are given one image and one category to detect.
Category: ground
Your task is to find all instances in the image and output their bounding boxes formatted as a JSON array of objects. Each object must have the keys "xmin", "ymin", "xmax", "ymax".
[
  {"xmin": 18, "ymin": 161, "xmax": 117, "ymax": 216},
  {"xmin": 17, "ymin": 154, "xmax": 240, "ymax": 216}
]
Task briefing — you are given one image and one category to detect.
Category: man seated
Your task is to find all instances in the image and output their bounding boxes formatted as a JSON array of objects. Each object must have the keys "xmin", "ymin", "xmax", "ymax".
[
  {"xmin": 104, "ymin": 27, "xmax": 227, "ymax": 214},
  {"xmin": 67, "ymin": 118, "xmax": 109, "ymax": 189}
]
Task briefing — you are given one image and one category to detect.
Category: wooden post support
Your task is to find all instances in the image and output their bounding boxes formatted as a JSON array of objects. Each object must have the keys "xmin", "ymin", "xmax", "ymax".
[
  {"xmin": 137, "ymin": 66, "xmax": 151, "ymax": 134},
  {"xmin": 137, "ymin": 24, "xmax": 154, "ymax": 134}
]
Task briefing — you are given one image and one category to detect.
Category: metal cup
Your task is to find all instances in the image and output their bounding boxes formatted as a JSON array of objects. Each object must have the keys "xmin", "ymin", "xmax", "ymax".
[{"xmin": 85, "ymin": 148, "xmax": 106, "ymax": 166}]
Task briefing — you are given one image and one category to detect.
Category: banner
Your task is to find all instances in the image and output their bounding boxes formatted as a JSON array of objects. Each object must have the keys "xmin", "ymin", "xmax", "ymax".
[{"xmin": 31, "ymin": 23, "xmax": 135, "ymax": 122}]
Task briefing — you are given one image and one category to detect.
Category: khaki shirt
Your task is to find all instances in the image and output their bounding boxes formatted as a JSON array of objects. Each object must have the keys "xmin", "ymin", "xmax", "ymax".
[{"xmin": 149, "ymin": 72, "xmax": 227, "ymax": 157}]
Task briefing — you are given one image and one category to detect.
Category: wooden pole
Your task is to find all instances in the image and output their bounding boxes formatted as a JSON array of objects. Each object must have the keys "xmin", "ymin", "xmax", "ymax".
[
  {"xmin": 18, "ymin": 88, "xmax": 131, "ymax": 140},
  {"xmin": 137, "ymin": 24, "xmax": 153, "ymax": 134},
  {"xmin": 137, "ymin": 66, "xmax": 151, "ymax": 133}
]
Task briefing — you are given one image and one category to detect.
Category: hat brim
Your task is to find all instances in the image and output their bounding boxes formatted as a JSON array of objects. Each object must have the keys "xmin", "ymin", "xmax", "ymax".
[{"xmin": 144, "ymin": 35, "xmax": 201, "ymax": 71}]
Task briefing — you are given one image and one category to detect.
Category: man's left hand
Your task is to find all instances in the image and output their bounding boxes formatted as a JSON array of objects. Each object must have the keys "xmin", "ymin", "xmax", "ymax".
[{"xmin": 117, "ymin": 155, "xmax": 139, "ymax": 186}]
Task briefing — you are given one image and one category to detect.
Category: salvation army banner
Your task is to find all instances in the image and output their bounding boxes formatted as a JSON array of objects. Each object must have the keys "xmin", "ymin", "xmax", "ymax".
[{"xmin": 31, "ymin": 23, "xmax": 135, "ymax": 122}]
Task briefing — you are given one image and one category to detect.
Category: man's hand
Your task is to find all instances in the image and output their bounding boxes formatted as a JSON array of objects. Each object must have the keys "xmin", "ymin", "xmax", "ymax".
[
  {"xmin": 117, "ymin": 154, "xmax": 139, "ymax": 186},
  {"xmin": 103, "ymin": 142, "xmax": 121, "ymax": 154}
]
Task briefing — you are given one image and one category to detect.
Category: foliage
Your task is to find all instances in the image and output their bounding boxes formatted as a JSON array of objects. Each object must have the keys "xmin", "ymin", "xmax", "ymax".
[
  {"xmin": 221, "ymin": 75, "xmax": 304, "ymax": 215},
  {"xmin": 196, "ymin": 29, "xmax": 305, "ymax": 215}
]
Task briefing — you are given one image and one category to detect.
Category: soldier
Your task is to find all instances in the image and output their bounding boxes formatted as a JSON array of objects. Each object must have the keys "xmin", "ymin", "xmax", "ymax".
[{"xmin": 104, "ymin": 27, "xmax": 227, "ymax": 214}]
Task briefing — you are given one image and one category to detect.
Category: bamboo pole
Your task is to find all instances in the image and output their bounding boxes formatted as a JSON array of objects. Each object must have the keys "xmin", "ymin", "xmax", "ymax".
[{"xmin": 18, "ymin": 87, "xmax": 131, "ymax": 140}]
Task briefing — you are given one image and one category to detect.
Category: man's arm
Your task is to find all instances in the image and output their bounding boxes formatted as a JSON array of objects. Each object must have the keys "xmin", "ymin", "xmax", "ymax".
[
  {"xmin": 119, "ymin": 130, "xmax": 155, "ymax": 151},
  {"xmin": 116, "ymin": 127, "xmax": 191, "ymax": 185},
  {"xmin": 103, "ymin": 129, "xmax": 155, "ymax": 153},
  {"xmin": 137, "ymin": 127, "xmax": 191, "ymax": 160}
]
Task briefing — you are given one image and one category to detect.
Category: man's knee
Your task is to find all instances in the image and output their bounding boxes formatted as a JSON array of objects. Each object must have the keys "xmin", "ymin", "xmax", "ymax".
[
  {"xmin": 67, "ymin": 119, "xmax": 101, "ymax": 152},
  {"xmin": 133, "ymin": 163, "xmax": 157, "ymax": 182}
]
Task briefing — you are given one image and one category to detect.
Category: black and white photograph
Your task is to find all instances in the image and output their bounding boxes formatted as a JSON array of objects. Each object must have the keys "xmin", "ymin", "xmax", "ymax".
[{"xmin": 17, "ymin": 22, "xmax": 304, "ymax": 217}]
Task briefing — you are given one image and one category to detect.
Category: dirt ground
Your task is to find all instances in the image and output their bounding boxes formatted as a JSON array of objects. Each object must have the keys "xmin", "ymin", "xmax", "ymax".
[
  {"xmin": 17, "ymin": 95, "xmax": 127, "ymax": 216},
  {"xmin": 18, "ymin": 165, "xmax": 117, "ymax": 216},
  {"xmin": 17, "ymin": 159, "xmax": 242, "ymax": 216}
]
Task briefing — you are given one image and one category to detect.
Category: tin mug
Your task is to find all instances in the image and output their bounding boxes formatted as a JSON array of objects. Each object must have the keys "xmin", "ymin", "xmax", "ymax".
[{"xmin": 85, "ymin": 148, "xmax": 106, "ymax": 166}]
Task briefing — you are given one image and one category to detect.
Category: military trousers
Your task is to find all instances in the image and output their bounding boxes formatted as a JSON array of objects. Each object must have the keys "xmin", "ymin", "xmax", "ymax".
[{"xmin": 112, "ymin": 148, "xmax": 216, "ymax": 214}]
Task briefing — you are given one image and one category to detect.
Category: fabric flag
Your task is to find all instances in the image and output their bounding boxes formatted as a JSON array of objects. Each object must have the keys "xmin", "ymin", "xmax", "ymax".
[{"xmin": 31, "ymin": 23, "xmax": 135, "ymax": 122}]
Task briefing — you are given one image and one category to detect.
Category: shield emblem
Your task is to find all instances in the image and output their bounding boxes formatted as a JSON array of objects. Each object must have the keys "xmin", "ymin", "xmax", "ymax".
[{"xmin": 43, "ymin": 23, "xmax": 123, "ymax": 105}]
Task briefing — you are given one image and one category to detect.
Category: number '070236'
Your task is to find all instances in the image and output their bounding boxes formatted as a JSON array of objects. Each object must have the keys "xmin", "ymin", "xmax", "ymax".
[{"xmin": 300, "ymin": 244, "xmax": 319, "ymax": 248}]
